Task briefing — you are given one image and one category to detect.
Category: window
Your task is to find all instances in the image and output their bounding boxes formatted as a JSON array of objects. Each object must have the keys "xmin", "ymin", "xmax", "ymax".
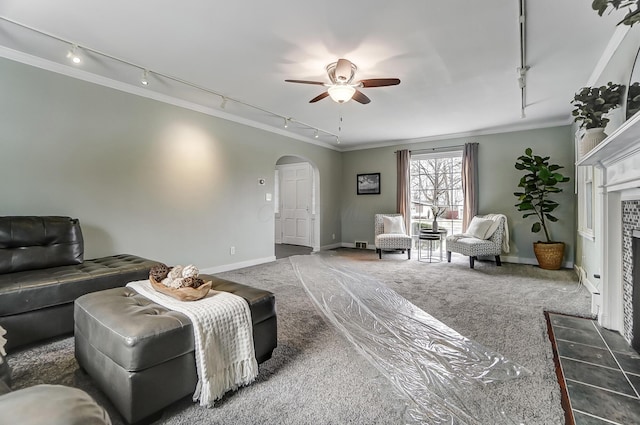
[
  {"xmin": 410, "ymin": 150, "xmax": 464, "ymax": 237},
  {"xmin": 578, "ymin": 165, "xmax": 595, "ymax": 240}
]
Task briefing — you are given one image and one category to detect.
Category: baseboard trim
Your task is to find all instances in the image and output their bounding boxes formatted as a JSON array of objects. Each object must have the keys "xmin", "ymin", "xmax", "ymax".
[
  {"xmin": 320, "ymin": 242, "xmax": 343, "ymax": 250},
  {"xmin": 200, "ymin": 256, "xmax": 276, "ymax": 274},
  {"xmin": 501, "ymin": 255, "xmax": 573, "ymax": 269},
  {"xmin": 339, "ymin": 242, "xmax": 375, "ymax": 250},
  {"xmin": 574, "ymin": 265, "xmax": 599, "ymax": 295}
]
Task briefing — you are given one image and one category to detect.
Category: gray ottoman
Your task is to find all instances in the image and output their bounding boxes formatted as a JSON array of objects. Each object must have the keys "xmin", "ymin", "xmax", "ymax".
[{"xmin": 74, "ymin": 275, "xmax": 277, "ymax": 424}]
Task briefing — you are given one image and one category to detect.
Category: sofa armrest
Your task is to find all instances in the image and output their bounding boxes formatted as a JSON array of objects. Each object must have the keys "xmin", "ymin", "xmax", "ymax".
[{"xmin": 0, "ymin": 384, "xmax": 111, "ymax": 425}]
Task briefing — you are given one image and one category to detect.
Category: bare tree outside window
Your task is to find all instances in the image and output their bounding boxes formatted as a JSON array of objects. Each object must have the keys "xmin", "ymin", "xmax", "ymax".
[{"xmin": 410, "ymin": 153, "xmax": 464, "ymax": 237}]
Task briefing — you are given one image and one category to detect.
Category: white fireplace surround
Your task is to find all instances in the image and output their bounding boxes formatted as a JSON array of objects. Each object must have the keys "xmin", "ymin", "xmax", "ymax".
[{"xmin": 578, "ymin": 112, "xmax": 640, "ymax": 333}]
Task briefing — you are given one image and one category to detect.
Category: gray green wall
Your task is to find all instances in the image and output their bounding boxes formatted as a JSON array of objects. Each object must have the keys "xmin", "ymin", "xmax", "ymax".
[
  {"xmin": 0, "ymin": 58, "xmax": 342, "ymax": 270},
  {"xmin": 341, "ymin": 126, "xmax": 576, "ymax": 265},
  {"xmin": 1, "ymin": 56, "xmax": 578, "ymax": 270}
]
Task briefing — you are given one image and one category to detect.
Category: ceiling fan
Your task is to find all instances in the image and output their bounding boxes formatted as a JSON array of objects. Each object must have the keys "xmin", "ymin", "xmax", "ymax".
[{"xmin": 285, "ymin": 58, "xmax": 400, "ymax": 104}]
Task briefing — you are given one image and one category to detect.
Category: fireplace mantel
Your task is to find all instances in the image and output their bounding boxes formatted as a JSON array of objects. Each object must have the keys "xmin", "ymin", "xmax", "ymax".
[
  {"xmin": 577, "ymin": 111, "xmax": 640, "ymax": 333},
  {"xmin": 577, "ymin": 111, "xmax": 640, "ymax": 170}
]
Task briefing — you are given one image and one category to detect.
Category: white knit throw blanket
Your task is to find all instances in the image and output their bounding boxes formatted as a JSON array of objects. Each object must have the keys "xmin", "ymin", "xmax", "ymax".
[
  {"xmin": 483, "ymin": 213, "xmax": 510, "ymax": 253},
  {"xmin": 126, "ymin": 280, "xmax": 258, "ymax": 407}
]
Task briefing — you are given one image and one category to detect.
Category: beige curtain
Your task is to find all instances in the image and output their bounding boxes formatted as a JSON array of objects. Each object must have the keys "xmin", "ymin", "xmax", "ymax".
[
  {"xmin": 396, "ymin": 149, "xmax": 411, "ymax": 234},
  {"xmin": 461, "ymin": 143, "xmax": 478, "ymax": 231}
]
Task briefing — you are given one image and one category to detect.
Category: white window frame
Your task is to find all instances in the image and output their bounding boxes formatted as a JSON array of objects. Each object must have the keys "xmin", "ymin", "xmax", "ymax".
[
  {"xmin": 409, "ymin": 149, "xmax": 464, "ymax": 237},
  {"xmin": 578, "ymin": 165, "xmax": 595, "ymax": 240}
]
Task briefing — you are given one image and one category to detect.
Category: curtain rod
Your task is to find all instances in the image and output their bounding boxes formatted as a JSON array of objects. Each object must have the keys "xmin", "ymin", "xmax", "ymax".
[{"xmin": 394, "ymin": 144, "xmax": 465, "ymax": 154}]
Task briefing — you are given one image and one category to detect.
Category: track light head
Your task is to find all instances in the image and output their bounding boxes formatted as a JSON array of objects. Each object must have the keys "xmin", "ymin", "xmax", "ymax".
[
  {"xmin": 141, "ymin": 69, "xmax": 149, "ymax": 86},
  {"xmin": 66, "ymin": 44, "xmax": 81, "ymax": 64},
  {"xmin": 284, "ymin": 118, "xmax": 289, "ymax": 128},
  {"xmin": 314, "ymin": 129, "xmax": 319, "ymax": 139},
  {"xmin": 220, "ymin": 97, "xmax": 227, "ymax": 109}
]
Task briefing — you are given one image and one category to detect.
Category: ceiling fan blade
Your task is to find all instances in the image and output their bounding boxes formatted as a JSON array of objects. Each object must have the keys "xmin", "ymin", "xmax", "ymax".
[
  {"xmin": 309, "ymin": 92, "xmax": 330, "ymax": 103},
  {"xmin": 360, "ymin": 78, "xmax": 401, "ymax": 88},
  {"xmin": 285, "ymin": 79, "xmax": 326, "ymax": 85},
  {"xmin": 352, "ymin": 90, "xmax": 371, "ymax": 104}
]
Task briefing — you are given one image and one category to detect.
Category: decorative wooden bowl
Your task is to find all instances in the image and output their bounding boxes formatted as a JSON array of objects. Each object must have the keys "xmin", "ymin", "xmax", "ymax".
[{"xmin": 149, "ymin": 276, "xmax": 212, "ymax": 301}]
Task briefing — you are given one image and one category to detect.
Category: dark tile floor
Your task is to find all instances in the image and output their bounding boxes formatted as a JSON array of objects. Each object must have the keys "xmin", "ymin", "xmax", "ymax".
[
  {"xmin": 274, "ymin": 243, "xmax": 312, "ymax": 259},
  {"xmin": 548, "ymin": 313, "xmax": 640, "ymax": 424}
]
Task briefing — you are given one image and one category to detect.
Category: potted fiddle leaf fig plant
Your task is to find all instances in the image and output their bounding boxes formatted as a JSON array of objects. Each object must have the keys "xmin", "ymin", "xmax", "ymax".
[
  {"xmin": 592, "ymin": 0, "xmax": 640, "ymax": 26},
  {"xmin": 514, "ymin": 148, "xmax": 571, "ymax": 270},
  {"xmin": 571, "ymin": 81, "xmax": 623, "ymax": 156}
]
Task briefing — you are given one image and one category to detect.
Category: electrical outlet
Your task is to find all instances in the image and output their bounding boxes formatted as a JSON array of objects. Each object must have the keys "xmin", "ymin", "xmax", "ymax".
[{"xmin": 230, "ymin": 246, "xmax": 235, "ymax": 255}]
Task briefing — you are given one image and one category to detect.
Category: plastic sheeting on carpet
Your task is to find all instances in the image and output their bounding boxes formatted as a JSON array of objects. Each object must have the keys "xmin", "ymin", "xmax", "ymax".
[{"xmin": 290, "ymin": 254, "xmax": 530, "ymax": 425}]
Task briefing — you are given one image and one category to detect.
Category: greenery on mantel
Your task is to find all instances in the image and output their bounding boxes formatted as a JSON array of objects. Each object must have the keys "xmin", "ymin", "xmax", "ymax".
[
  {"xmin": 592, "ymin": 0, "xmax": 640, "ymax": 26},
  {"xmin": 571, "ymin": 82, "xmax": 624, "ymax": 130},
  {"xmin": 514, "ymin": 148, "xmax": 570, "ymax": 243}
]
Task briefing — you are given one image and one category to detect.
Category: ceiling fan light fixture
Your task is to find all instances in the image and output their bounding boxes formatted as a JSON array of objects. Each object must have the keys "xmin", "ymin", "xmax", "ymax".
[{"xmin": 328, "ymin": 85, "xmax": 355, "ymax": 103}]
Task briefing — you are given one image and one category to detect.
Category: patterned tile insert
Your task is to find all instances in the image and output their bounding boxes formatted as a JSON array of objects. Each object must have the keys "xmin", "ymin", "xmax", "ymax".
[{"xmin": 622, "ymin": 200, "xmax": 640, "ymax": 343}]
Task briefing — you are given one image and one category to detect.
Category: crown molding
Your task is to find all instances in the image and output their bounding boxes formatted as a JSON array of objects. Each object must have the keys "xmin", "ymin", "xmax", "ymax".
[
  {"xmin": 0, "ymin": 46, "xmax": 341, "ymax": 152},
  {"xmin": 339, "ymin": 119, "xmax": 572, "ymax": 152}
]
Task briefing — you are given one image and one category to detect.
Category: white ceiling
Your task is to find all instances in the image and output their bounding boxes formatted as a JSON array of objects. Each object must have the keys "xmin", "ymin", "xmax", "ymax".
[{"xmin": 0, "ymin": 0, "xmax": 627, "ymax": 150}]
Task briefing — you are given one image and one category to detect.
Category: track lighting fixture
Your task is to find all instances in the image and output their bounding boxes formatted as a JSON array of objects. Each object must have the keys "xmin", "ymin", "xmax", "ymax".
[
  {"xmin": 66, "ymin": 44, "xmax": 81, "ymax": 64},
  {"xmin": 336, "ymin": 136, "xmax": 340, "ymax": 144},
  {"xmin": 0, "ymin": 18, "xmax": 342, "ymax": 145},
  {"xmin": 518, "ymin": 0, "xmax": 528, "ymax": 119}
]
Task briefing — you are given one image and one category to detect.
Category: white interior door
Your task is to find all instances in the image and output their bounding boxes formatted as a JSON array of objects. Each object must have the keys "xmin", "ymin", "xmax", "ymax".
[{"xmin": 281, "ymin": 163, "xmax": 311, "ymax": 246}]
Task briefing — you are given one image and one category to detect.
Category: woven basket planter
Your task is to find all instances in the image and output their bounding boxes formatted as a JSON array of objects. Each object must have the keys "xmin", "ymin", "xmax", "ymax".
[{"xmin": 533, "ymin": 242, "xmax": 565, "ymax": 270}]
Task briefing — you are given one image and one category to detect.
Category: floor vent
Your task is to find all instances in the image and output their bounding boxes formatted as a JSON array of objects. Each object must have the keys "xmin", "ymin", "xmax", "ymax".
[{"xmin": 355, "ymin": 241, "xmax": 368, "ymax": 249}]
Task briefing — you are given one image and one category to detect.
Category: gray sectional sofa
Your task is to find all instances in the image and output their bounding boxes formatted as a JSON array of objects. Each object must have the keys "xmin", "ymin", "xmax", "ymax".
[{"xmin": 0, "ymin": 216, "xmax": 158, "ymax": 352}]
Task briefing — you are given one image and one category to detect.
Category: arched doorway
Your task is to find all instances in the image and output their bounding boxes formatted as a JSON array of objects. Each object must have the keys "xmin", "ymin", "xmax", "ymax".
[{"xmin": 274, "ymin": 156, "xmax": 320, "ymax": 257}]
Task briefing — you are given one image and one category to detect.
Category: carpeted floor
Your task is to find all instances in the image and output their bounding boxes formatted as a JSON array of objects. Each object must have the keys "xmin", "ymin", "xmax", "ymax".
[{"xmin": 6, "ymin": 249, "xmax": 591, "ymax": 424}]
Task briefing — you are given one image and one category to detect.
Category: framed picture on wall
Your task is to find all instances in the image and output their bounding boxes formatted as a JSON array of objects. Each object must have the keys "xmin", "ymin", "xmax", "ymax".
[{"xmin": 357, "ymin": 173, "xmax": 381, "ymax": 195}]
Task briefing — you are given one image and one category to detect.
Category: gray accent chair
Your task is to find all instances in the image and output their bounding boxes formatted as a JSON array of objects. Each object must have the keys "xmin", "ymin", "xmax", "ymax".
[
  {"xmin": 446, "ymin": 215, "xmax": 505, "ymax": 268},
  {"xmin": 374, "ymin": 214, "xmax": 412, "ymax": 259}
]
